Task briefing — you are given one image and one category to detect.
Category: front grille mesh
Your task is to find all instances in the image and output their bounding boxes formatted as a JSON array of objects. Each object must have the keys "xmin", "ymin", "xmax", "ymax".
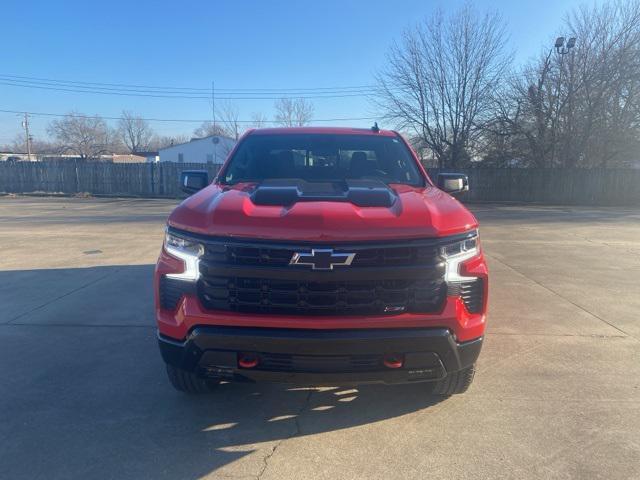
[
  {"xmin": 204, "ymin": 243, "xmax": 441, "ymax": 267},
  {"xmin": 160, "ymin": 232, "xmax": 485, "ymax": 316},
  {"xmin": 199, "ymin": 275, "xmax": 446, "ymax": 315},
  {"xmin": 196, "ymin": 238, "xmax": 448, "ymax": 315},
  {"xmin": 258, "ymin": 353, "xmax": 382, "ymax": 372},
  {"xmin": 158, "ymin": 230, "xmax": 487, "ymax": 317}
]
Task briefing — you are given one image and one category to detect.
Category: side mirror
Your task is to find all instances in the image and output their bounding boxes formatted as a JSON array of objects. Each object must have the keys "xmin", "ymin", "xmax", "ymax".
[
  {"xmin": 180, "ymin": 170, "xmax": 209, "ymax": 195},
  {"xmin": 436, "ymin": 173, "xmax": 469, "ymax": 195}
]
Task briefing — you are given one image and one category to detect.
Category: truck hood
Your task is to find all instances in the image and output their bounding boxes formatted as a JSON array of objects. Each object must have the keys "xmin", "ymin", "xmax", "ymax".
[{"xmin": 168, "ymin": 183, "xmax": 478, "ymax": 241}]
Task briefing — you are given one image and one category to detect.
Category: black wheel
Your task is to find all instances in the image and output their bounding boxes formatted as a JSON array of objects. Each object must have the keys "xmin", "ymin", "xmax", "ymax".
[
  {"xmin": 165, "ymin": 364, "xmax": 218, "ymax": 394},
  {"xmin": 431, "ymin": 365, "xmax": 476, "ymax": 395}
]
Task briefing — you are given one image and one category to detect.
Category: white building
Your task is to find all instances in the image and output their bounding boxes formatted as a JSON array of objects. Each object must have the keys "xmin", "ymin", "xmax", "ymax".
[{"xmin": 157, "ymin": 135, "xmax": 236, "ymax": 164}]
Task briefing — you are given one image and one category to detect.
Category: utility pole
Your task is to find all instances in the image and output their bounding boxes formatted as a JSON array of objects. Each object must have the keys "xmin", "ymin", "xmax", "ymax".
[
  {"xmin": 211, "ymin": 80, "xmax": 217, "ymax": 163},
  {"xmin": 211, "ymin": 80, "xmax": 216, "ymax": 130},
  {"xmin": 22, "ymin": 113, "xmax": 32, "ymax": 161}
]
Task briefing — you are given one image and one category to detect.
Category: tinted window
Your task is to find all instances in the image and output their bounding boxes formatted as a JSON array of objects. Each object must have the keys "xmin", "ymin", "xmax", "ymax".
[{"xmin": 221, "ymin": 134, "xmax": 424, "ymax": 186}]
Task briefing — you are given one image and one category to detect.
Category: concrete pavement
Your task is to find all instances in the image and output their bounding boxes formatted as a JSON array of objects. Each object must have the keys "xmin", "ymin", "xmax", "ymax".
[{"xmin": 0, "ymin": 197, "xmax": 638, "ymax": 479}]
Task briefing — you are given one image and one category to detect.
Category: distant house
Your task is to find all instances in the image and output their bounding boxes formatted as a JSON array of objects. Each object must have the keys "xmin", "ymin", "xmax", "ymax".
[
  {"xmin": 112, "ymin": 154, "xmax": 146, "ymax": 163},
  {"xmin": 111, "ymin": 152, "xmax": 159, "ymax": 163},
  {"xmin": 142, "ymin": 152, "xmax": 160, "ymax": 163},
  {"xmin": 157, "ymin": 135, "xmax": 236, "ymax": 164},
  {"xmin": 0, "ymin": 152, "xmax": 38, "ymax": 162}
]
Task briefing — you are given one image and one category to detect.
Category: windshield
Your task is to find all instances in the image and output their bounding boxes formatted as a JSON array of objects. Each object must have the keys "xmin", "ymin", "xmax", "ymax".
[{"xmin": 220, "ymin": 134, "xmax": 425, "ymax": 186}]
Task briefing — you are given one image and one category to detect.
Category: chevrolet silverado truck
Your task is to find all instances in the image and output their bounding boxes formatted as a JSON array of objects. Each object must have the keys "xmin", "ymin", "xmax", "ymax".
[{"xmin": 155, "ymin": 127, "xmax": 487, "ymax": 395}]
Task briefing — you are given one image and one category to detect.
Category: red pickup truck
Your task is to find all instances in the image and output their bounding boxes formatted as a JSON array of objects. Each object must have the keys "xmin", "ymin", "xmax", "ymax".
[{"xmin": 155, "ymin": 127, "xmax": 487, "ymax": 395}]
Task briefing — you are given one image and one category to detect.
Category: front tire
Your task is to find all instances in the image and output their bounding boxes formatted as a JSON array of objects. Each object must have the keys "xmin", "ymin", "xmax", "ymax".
[
  {"xmin": 431, "ymin": 365, "xmax": 475, "ymax": 395},
  {"xmin": 166, "ymin": 364, "xmax": 218, "ymax": 394}
]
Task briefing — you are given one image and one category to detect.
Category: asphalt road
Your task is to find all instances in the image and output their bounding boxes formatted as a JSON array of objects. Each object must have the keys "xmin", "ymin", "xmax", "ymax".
[{"xmin": 1, "ymin": 196, "xmax": 639, "ymax": 480}]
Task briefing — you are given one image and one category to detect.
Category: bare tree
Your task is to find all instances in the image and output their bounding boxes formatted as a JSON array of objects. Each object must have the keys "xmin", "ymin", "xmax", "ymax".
[
  {"xmin": 489, "ymin": 0, "xmax": 640, "ymax": 168},
  {"xmin": 7, "ymin": 134, "xmax": 59, "ymax": 155},
  {"xmin": 218, "ymin": 101, "xmax": 243, "ymax": 140},
  {"xmin": 47, "ymin": 112, "xmax": 115, "ymax": 160},
  {"xmin": 192, "ymin": 101, "xmax": 244, "ymax": 139},
  {"xmin": 148, "ymin": 134, "xmax": 190, "ymax": 150},
  {"xmin": 562, "ymin": 0, "xmax": 640, "ymax": 167},
  {"xmin": 118, "ymin": 111, "xmax": 154, "ymax": 153},
  {"xmin": 274, "ymin": 98, "xmax": 314, "ymax": 127},
  {"xmin": 375, "ymin": 5, "xmax": 511, "ymax": 168},
  {"xmin": 485, "ymin": 57, "xmax": 558, "ymax": 168},
  {"xmin": 193, "ymin": 121, "xmax": 230, "ymax": 138},
  {"xmin": 251, "ymin": 112, "xmax": 270, "ymax": 128}
]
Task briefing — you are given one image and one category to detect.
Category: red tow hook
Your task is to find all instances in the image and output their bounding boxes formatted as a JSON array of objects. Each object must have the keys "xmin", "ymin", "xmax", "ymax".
[
  {"xmin": 383, "ymin": 354, "xmax": 404, "ymax": 369},
  {"xmin": 238, "ymin": 353, "xmax": 259, "ymax": 369}
]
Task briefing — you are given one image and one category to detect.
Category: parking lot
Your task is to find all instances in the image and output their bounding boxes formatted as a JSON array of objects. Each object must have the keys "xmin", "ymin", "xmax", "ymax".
[{"xmin": 1, "ymin": 196, "xmax": 639, "ymax": 480}]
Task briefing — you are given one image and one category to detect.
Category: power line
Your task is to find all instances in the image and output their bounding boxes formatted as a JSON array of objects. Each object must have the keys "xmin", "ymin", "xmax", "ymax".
[
  {"xmin": 0, "ymin": 72, "xmax": 551, "ymax": 103},
  {"xmin": 0, "ymin": 71, "xmax": 542, "ymax": 92},
  {"xmin": 0, "ymin": 81, "xmax": 210, "ymax": 99},
  {"xmin": 0, "ymin": 73, "xmax": 381, "ymax": 93},
  {"xmin": 0, "ymin": 77, "xmax": 211, "ymax": 96},
  {"xmin": 0, "ymin": 74, "xmax": 384, "ymax": 98},
  {"xmin": 0, "ymin": 108, "xmax": 378, "ymax": 124},
  {"xmin": 2, "ymin": 72, "xmax": 561, "ymax": 101},
  {"xmin": 0, "ymin": 80, "xmax": 379, "ymax": 99},
  {"xmin": 3, "ymin": 67, "xmax": 602, "ymax": 102},
  {"xmin": 214, "ymin": 85, "xmax": 379, "ymax": 93},
  {"xmin": 0, "ymin": 73, "xmax": 210, "ymax": 91}
]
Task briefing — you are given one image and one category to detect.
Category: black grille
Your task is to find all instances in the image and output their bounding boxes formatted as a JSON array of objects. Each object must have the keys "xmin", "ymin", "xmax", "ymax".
[
  {"xmin": 448, "ymin": 279, "xmax": 484, "ymax": 313},
  {"xmin": 258, "ymin": 353, "xmax": 382, "ymax": 372},
  {"xmin": 199, "ymin": 275, "xmax": 446, "ymax": 315},
  {"xmin": 156, "ymin": 226, "xmax": 486, "ymax": 317},
  {"xmin": 193, "ymin": 235, "xmax": 452, "ymax": 316},
  {"xmin": 204, "ymin": 242, "xmax": 441, "ymax": 267}
]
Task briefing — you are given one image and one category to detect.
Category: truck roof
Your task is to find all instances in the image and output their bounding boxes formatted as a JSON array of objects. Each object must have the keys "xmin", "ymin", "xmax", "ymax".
[{"xmin": 247, "ymin": 126, "xmax": 398, "ymax": 137}]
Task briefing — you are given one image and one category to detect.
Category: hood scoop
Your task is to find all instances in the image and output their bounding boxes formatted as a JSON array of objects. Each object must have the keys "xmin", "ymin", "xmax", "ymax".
[{"xmin": 250, "ymin": 179, "xmax": 397, "ymax": 207}]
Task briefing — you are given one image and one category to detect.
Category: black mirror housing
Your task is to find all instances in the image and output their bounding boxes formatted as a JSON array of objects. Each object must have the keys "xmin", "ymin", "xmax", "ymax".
[
  {"xmin": 180, "ymin": 170, "xmax": 209, "ymax": 195},
  {"xmin": 436, "ymin": 173, "xmax": 469, "ymax": 195}
]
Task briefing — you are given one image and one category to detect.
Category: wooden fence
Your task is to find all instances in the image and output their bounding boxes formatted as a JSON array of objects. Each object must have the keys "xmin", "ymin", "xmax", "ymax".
[
  {"xmin": 426, "ymin": 168, "xmax": 640, "ymax": 205},
  {"xmin": 0, "ymin": 161, "xmax": 221, "ymax": 198},
  {"xmin": 0, "ymin": 161, "xmax": 639, "ymax": 205}
]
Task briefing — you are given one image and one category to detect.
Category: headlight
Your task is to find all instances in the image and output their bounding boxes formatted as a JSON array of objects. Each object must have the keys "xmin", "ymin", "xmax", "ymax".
[
  {"xmin": 442, "ymin": 232, "xmax": 479, "ymax": 282},
  {"xmin": 164, "ymin": 230, "xmax": 204, "ymax": 281}
]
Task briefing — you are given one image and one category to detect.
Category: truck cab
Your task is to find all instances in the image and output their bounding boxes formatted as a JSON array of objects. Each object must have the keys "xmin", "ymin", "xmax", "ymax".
[{"xmin": 155, "ymin": 127, "xmax": 487, "ymax": 395}]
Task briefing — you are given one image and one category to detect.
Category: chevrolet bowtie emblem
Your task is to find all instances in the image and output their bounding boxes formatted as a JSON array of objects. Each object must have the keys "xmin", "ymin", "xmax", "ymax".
[{"xmin": 289, "ymin": 249, "xmax": 356, "ymax": 270}]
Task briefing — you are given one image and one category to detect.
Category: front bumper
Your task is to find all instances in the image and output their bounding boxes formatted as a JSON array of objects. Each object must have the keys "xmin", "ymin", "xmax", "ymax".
[{"xmin": 158, "ymin": 326, "xmax": 483, "ymax": 385}]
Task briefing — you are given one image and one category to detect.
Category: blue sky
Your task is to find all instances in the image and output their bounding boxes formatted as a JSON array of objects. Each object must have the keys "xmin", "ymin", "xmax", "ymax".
[{"xmin": 1, "ymin": 0, "xmax": 585, "ymax": 144}]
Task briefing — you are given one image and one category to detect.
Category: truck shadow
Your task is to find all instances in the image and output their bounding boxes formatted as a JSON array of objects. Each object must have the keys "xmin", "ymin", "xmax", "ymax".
[
  {"xmin": 0, "ymin": 264, "xmax": 448, "ymax": 479},
  {"xmin": 154, "ymin": 381, "xmax": 445, "ymax": 479}
]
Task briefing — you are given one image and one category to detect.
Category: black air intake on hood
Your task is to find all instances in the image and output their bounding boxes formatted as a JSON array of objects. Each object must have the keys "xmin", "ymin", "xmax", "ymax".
[{"xmin": 250, "ymin": 179, "xmax": 397, "ymax": 207}]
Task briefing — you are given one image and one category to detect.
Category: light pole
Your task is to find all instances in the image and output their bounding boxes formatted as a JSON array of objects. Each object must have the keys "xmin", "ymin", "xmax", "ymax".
[
  {"xmin": 554, "ymin": 36, "xmax": 576, "ymax": 55},
  {"xmin": 554, "ymin": 37, "xmax": 577, "ymax": 166}
]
